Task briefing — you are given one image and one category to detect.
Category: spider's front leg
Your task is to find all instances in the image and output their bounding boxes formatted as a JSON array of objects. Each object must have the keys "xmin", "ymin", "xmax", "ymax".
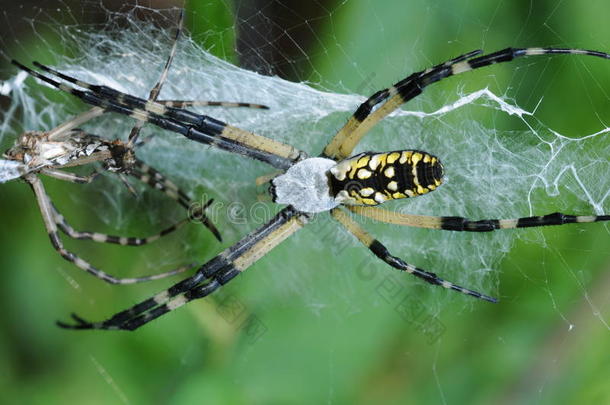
[
  {"xmin": 11, "ymin": 60, "xmax": 304, "ymax": 170},
  {"xmin": 322, "ymin": 49, "xmax": 484, "ymax": 160},
  {"xmin": 323, "ymin": 47, "xmax": 610, "ymax": 161},
  {"xmin": 58, "ymin": 207, "xmax": 311, "ymax": 331}
]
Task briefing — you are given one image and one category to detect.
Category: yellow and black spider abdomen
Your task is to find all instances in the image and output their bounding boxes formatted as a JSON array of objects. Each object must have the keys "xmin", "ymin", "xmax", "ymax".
[{"xmin": 328, "ymin": 150, "xmax": 443, "ymax": 205}]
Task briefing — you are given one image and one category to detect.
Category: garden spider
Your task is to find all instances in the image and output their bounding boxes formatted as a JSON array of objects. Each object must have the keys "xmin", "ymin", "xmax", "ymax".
[{"xmin": 13, "ymin": 45, "xmax": 610, "ymax": 330}]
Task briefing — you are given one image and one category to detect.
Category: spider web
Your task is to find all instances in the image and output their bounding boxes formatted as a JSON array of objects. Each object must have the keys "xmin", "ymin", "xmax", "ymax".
[{"xmin": 0, "ymin": 1, "xmax": 608, "ymax": 403}]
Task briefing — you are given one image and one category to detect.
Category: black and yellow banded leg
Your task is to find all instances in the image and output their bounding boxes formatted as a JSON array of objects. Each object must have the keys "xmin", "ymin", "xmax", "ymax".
[
  {"xmin": 157, "ymin": 100, "xmax": 268, "ymax": 109},
  {"xmin": 50, "ymin": 203, "xmax": 191, "ymax": 247},
  {"xmin": 126, "ymin": 10, "xmax": 185, "ymax": 147},
  {"xmin": 131, "ymin": 160, "xmax": 222, "ymax": 241},
  {"xmin": 132, "ymin": 160, "xmax": 190, "ymax": 205},
  {"xmin": 27, "ymin": 174, "xmax": 194, "ymax": 284},
  {"xmin": 330, "ymin": 207, "xmax": 497, "ymax": 303},
  {"xmin": 13, "ymin": 60, "xmax": 303, "ymax": 170},
  {"xmin": 58, "ymin": 207, "xmax": 311, "ymax": 330},
  {"xmin": 30, "ymin": 62, "xmax": 269, "ymax": 112},
  {"xmin": 323, "ymin": 50, "xmax": 483, "ymax": 160},
  {"xmin": 323, "ymin": 47, "xmax": 610, "ymax": 160},
  {"xmin": 348, "ymin": 205, "xmax": 610, "ymax": 231}
]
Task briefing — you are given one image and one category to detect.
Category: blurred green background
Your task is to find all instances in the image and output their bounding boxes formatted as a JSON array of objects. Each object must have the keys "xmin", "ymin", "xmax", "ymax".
[{"xmin": 0, "ymin": 1, "xmax": 609, "ymax": 404}]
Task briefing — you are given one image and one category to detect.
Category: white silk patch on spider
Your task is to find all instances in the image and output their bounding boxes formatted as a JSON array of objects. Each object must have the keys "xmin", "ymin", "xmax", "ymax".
[
  {"xmin": 0, "ymin": 159, "xmax": 27, "ymax": 183},
  {"xmin": 1, "ymin": 8, "xmax": 609, "ymax": 314}
]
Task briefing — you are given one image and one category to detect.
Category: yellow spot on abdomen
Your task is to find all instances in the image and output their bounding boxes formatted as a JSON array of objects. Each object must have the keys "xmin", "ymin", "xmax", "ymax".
[
  {"xmin": 361, "ymin": 198, "xmax": 376, "ymax": 205},
  {"xmin": 368, "ymin": 154, "xmax": 381, "ymax": 170},
  {"xmin": 356, "ymin": 155, "xmax": 370, "ymax": 168},
  {"xmin": 386, "ymin": 152, "xmax": 400, "ymax": 164},
  {"xmin": 360, "ymin": 187, "xmax": 375, "ymax": 196},
  {"xmin": 374, "ymin": 193, "xmax": 386, "ymax": 203},
  {"xmin": 384, "ymin": 166, "xmax": 395, "ymax": 178},
  {"xmin": 357, "ymin": 168, "xmax": 372, "ymax": 179}
]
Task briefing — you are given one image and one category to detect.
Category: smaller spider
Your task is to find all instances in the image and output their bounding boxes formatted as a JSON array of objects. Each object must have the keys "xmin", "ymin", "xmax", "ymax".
[
  {"xmin": 1, "ymin": 107, "xmax": 220, "ymax": 284},
  {"xmin": 3, "ymin": 11, "xmax": 268, "ymax": 284}
]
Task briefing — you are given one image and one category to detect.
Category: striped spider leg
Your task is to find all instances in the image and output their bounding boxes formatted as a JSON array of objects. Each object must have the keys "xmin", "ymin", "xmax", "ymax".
[
  {"xmin": 329, "ymin": 208, "xmax": 496, "ymax": 301},
  {"xmin": 19, "ymin": 46, "xmax": 610, "ymax": 331},
  {"xmin": 130, "ymin": 161, "xmax": 221, "ymax": 240},
  {"xmin": 2, "ymin": 108, "xmax": 221, "ymax": 284},
  {"xmin": 112, "ymin": 9, "xmax": 267, "ymax": 201},
  {"xmin": 26, "ymin": 173, "xmax": 194, "ymax": 284},
  {"xmin": 323, "ymin": 47, "xmax": 610, "ymax": 160},
  {"xmin": 12, "ymin": 9, "xmax": 286, "ymax": 172},
  {"xmin": 124, "ymin": 9, "xmax": 268, "ymax": 151},
  {"xmin": 11, "ymin": 60, "xmax": 305, "ymax": 170},
  {"xmin": 59, "ymin": 206, "xmax": 310, "ymax": 330}
]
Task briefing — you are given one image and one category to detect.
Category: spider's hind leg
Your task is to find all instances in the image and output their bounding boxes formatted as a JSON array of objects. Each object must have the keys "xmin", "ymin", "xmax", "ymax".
[
  {"xmin": 323, "ymin": 47, "xmax": 610, "ymax": 160},
  {"xmin": 330, "ymin": 207, "xmax": 497, "ymax": 303},
  {"xmin": 348, "ymin": 205, "xmax": 610, "ymax": 231},
  {"xmin": 57, "ymin": 267, "xmax": 224, "ymax": 331}
]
